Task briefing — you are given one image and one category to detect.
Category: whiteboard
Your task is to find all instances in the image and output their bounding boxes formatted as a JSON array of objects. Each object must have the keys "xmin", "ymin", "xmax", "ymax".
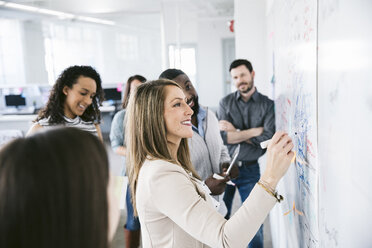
[
  {"xmin": 318, "ymin": 0, "xmax": 372, "ymax": 247},
  {"xmin": 267, "ymin": 0, "xmax": 319, "ymax": 247},
  {"xmin": 267, "ymin": 0, "xmax": 372, "ymax": 247}
]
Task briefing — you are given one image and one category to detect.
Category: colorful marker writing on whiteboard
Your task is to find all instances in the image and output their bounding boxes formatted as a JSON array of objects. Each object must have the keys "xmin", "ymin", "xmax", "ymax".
[{"xmin": 260, "ymin": 132, "xmax": 298, "ymax": 149}]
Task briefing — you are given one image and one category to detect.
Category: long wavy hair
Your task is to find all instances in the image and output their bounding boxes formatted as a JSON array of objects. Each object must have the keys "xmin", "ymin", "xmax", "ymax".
[
  {"xmin": 0, "ymin": 127, "xmax": 109, "ymax": 248},
  {"xmin": 36, "ymin": 65, "xmax": 104, "ymax": 124},
  {"xmin": 125, "ymin": 79, "xmax": 200, "ymax": 215}
]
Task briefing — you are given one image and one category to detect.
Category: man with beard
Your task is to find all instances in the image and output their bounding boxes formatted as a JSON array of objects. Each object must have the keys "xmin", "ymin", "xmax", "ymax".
[
  {"xmin": 159, "ymin": 69, "xmax": 239, "ymax": 216},
  {"xmin": 218, "ymin": 59, "xmax": 275, "ymax": 248}
]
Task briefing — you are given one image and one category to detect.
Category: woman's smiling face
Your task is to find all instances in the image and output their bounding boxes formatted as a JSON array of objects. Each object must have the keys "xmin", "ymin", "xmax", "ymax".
[
  {"xmin": 63, "ymin": 76, "xmax": 97, "ymax": 119},
  {"xmin": 163, "ymin": 85, "xmax": 194, "ymax": 145}
]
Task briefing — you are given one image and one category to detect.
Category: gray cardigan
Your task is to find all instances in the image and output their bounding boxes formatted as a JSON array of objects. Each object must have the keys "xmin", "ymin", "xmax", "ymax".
[{"xmin": 188, "ymin": 106, "xmax": 230, "ymax": 180}]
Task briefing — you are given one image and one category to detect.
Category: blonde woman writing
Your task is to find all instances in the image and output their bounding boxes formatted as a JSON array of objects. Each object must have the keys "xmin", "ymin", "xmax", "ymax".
[{"xmin": 125, "ymin": 80, "xmax": 294, "ymax": 248}]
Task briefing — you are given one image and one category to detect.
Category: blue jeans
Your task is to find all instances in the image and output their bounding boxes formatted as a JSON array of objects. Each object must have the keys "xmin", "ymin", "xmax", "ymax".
[
  {"xmin": 125, "ymin": 185, "xmax": 141, "ymax": 231},
  {"xmin": 223, "ymin": 163, "xmax": 263, "ymax": 248}
]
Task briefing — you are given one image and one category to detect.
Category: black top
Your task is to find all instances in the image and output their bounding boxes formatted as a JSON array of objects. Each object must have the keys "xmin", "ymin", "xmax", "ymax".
[{"xmin": 217, "ymin": 88, "xmax": 275, "ymax": 162}]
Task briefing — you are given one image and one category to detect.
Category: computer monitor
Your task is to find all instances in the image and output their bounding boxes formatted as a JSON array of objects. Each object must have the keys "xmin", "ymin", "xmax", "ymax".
[
  {"xmin": 5, "ymin": 94, "xmax": 26, "ymax": 107},
  {"xmin": 103, "ymin": 88, "xmax": 122, "ymax": 101}
]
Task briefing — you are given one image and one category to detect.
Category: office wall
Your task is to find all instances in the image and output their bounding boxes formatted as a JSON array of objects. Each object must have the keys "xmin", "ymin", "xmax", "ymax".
[
  {"xmin": 99, "ymin": 20, "xmax": 162, "ymax": 83},
  {"xmin": 161, "ymin": 3, "xmax": 198, "ymax": 44},
  {"xmin": 234, "ymin": 0, "xmax": 269, "ymax": 97},
  {"xmin": 197, "ymin": 19, "xmax": 234, "ymax": 108}
]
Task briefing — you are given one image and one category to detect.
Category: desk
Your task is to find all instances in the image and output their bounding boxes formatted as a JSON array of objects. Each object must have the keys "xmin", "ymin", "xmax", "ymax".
[
  {"xmin": 0, "ymin": 109, "xmax": 116, "ymax": 140},
  {"xmin": 0, "ymin": 114, "xmax": 37, "ymax": 135},
  {"xmin": 100, "ymin": 105, "xmax": 116, "ymax": 112}
]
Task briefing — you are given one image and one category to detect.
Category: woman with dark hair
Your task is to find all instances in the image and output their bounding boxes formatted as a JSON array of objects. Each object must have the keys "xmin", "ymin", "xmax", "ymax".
[
  {"xmin": 0, "ymin": 127, "xmax": 119, "ymax": 248},
  {"xmin": 27, "ymin": 65, "xmax": 104, "ymax": 140},
  {"xmin": 121, "ymin": 74, "xmax": 147, "ymax": 110},
  {"xmin": 109, "ymin": 74, "xmax": 146, "ymax": 248},
  {"xmin": 125, "ymin": 79, "xmax": 294, "ymax": 247}
]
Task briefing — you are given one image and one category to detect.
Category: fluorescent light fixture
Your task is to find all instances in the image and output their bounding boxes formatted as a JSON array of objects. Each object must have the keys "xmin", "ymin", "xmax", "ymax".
[
  {"xmin": 38, "ymin": 8, "xmax": 74, "ymax": 19},
  {"xmin": 76, "ymin": 16, "xmax": 115, "ymax": 26},
  {"xmin": 3, "ymin": 2, "xmax": 38, "ymax": 12},
  {"xmin": 0, "ymin": 1, "xmax": 115, "ymax": 25}
]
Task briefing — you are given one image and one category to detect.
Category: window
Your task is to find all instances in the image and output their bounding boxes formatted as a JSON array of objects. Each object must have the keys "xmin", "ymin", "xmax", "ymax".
[
  {"xmin": 0, "ymin": 18, "xmax": 26, "ymax": 85},
  {"xmin": 168, "ymin": 44, "xmax": 197, "ymax": 86},
  {"xmin": 43, "ymin": 22, "xmax": 103, "ymax": 85},
  {"xmin": 116, "ymin": 34, "xmax": 138, "ymax": 61}
]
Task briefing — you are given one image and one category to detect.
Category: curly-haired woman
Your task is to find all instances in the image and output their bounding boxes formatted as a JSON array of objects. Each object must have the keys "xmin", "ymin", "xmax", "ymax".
[{"xmin": 27, "ymin": 65, "xmax": 104, "ymax": 140}]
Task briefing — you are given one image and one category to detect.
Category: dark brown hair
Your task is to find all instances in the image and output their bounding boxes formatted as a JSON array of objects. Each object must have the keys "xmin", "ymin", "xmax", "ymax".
[
  {"xmin": 229, "ymin": 59, "xmax": 253, "ymax": 72},
  {"xmin": 121, "ymin": 74, "xmax": 146, "ymax": 109},
  {"xmin": 159, "ymin": 68, "xmax": 185, "ymax": 80},
  {"xmin": 0, "ymin": 128, "xmax": 109, "ymax": 248}
]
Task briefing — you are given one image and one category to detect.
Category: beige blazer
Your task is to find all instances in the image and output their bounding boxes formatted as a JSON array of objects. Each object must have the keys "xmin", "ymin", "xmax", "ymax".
[{"xmin": 136, "ymin": 159, "xmax": 276, "ymax": 248}]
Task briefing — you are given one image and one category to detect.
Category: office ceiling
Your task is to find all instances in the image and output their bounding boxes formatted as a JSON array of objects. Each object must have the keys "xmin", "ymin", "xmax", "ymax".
[{"xmin": 6, "ymin": 0, "xmax": 234, "ymax": 18}]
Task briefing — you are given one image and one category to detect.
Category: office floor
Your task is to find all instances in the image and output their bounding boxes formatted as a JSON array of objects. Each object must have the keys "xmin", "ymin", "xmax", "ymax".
[{"xmin": 106, "ymin": 143, "xmax": 273, "ymax": 248}]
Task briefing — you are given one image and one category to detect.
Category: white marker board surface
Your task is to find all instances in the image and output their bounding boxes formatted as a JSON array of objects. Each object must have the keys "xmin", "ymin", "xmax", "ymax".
[{"xmin": 266, "ymin": 0, "xmax": 372, "ymax": 247}]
